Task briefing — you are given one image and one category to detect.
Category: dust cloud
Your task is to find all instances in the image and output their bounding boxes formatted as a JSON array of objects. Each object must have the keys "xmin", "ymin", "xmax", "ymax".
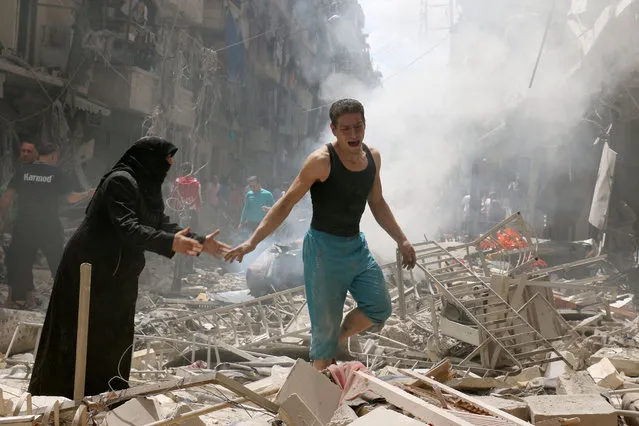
[{"xmin": 305, "ymin": 0, "xmax": 639, "ymax": 262}]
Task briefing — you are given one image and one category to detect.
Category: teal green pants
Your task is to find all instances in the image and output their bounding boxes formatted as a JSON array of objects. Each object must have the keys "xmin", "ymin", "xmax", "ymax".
[{"xmin": 302, "ymin": 228, "xmax": 392, "ymax": 360}]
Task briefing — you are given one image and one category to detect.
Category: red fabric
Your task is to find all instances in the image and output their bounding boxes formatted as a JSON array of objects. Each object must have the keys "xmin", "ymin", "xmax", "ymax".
[
  {"xmin": 174, "ymin": 176, "xmax": 201, "ymax": 210},
  {"xmin": 327, "ymin": 361, "xmax": 372, "ymax": 404}
]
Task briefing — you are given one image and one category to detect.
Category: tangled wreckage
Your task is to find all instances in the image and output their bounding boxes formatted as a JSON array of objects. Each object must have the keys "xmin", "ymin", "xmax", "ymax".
[{"xmin": 0, "ymin": 212, "xmax": 638, "ymax": 425}]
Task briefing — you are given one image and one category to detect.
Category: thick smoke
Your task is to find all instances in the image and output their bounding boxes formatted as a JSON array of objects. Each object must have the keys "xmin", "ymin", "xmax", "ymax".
[{"xmin": 304, "ymin": 0, "xmax": 639, "ymax": 261}]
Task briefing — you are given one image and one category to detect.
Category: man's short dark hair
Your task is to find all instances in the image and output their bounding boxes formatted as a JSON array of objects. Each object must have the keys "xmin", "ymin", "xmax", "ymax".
[
  {"xmin": 247, "ymin": 176, "xmax": 259, "ymax": 184},
  {"xmin": 329, "ymin": 98, "xmax": 365, "ymax": 126},
  {"xmin": 37, "ymin": 143, "xmax": 57, "ymax": 156}
]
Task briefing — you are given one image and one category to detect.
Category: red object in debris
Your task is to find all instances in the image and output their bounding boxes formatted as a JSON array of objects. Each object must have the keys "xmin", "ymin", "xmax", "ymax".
[
  {"xmin": 326, "ymin": 361, "xmax": 372, "ymax": 404},
  {"xmin": 532, "ymin": 258, "xmax": 548, "ymax": 268},
  {"xmin": 173, "ymin": 176, "xmax": 202, "ymax": 210},
  {"xmin": 479, "ymin": 228, "xmax": 529, "ymax": 251}
]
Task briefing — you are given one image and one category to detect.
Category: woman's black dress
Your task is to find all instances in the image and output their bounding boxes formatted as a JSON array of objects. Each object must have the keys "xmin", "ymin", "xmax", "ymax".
[{"xmin": 28, "ymin": 137, "xmax": 201, "ymax": 398}]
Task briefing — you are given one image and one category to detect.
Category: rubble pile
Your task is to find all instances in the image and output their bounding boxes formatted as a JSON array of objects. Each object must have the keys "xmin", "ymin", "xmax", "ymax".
[{"xmin": 2, "ymin": 213, "xmax": 639, "ymax": 424}]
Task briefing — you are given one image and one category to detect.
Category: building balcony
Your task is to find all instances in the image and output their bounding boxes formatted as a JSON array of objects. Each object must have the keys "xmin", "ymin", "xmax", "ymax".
[
  {"xmin": 88, "ymin": 64, "xmax": 158, "ymax": 115},
  {"xmin": 203, "ymin": 0, "xmax": 225, "ymax": 30},
  {"xmin": 158, "ymin": 0, "xmax": 203, "ymax": 25}
]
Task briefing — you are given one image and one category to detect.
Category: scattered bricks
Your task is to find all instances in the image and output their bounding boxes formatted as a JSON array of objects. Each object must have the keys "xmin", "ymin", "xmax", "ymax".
[
  {"xmin": 586, "ymin": 357, "xmax": 623, "ymax": 389},
  {"xmin": 475, "ymin": 396, "xmax": 530, "ymax": 421},
  {"xmin": 524, "ymin": 394, "xmax": 617, "ymax": 426},
  {"xmin": 590, "ymin": 347, "xmax": 639, "ymax": 376}
]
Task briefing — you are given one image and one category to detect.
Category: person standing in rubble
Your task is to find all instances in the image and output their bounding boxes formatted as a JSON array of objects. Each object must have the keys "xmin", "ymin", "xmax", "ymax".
[
  {"xmin": 225, "ymin": 99, "xmax": 416, "ymax": 371},
  {"xmin": 0, "ymin": 140, "xmax": 39, "ymax": 275},
  {"xmin": 0, "ymin": 143, "xmax": 94, "ymax": 309},
  {"xmin": 238, "ymin": 176, "xmax": 274, "ymax": 234},
  {"xmin": 170, "ymin": 162, "xmax": 202, "ymax": 291},
  {"xmin": 28, "ymin": 136, "xmax": 230, "ymax": 399}
]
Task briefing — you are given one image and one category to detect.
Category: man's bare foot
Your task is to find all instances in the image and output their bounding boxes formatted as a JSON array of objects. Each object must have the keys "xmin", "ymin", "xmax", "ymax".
[{"xmin": 312, "ymin": 358, "xmax": 336, "ymax": 371}]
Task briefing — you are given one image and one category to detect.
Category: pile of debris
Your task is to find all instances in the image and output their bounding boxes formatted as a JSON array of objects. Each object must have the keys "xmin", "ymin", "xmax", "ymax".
[{"xmin": 1, "ymin": 212, "xmax": 639, "ymax": 424}]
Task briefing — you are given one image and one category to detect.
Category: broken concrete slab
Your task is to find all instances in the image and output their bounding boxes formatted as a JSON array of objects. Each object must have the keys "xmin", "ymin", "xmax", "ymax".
[
  {"xmin": 556, "ymin": 370, "xmax": 601, "ymax": 395},
  {"xmin": 327, "ymin": 404, "xmax": 359, "ymax": 426},
  {"xmin": 474, "ymin": 396, "xmax": 530, "ymax": 421},
  {"xmin": 587, "ymin": 357, "xmax": 623, "ymax": 389},
  {"xmin": 524, "ymin": 394, "xmax": 617, "ymax": 426},
  {"xmin": 104, "ymin": 398, "xmax": 160, "ymax": 426},
  {"xmin": 275, "ymin": 359, "xmax": 341, "ymax": 424},
  {"xmin": 278, "ymin": 393, "xmax": 321, "ymax": 426},
  {"xmin": 349, "ymin": 407, "xmax": 425, "ymax": 425},
  {"xmin": 0, "ymin": 309, "xmax": 44, "ymax": 354},
  {"xmin": 590, "ymin": 347, "xmax": 639, "ymax": 376}
]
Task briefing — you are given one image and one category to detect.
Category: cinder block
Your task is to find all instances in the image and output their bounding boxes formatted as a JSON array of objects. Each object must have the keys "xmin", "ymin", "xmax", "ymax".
[
  {"xmin": 590, "ymin": 347, "xmax": 639, "ymax": 376},
  {"xmin": 524, "ymin": 394, "xmax": 616, "ymax": 426}
]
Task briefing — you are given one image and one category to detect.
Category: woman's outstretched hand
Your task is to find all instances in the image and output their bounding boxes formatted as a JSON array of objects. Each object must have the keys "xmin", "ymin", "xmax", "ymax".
[
  {"xmin": 172, "ymin": 227, "xmax": 202, "ymax": 256},
  {"xmin": 203, "ymin": 229, "xmax": 232, "ymax": 257}
]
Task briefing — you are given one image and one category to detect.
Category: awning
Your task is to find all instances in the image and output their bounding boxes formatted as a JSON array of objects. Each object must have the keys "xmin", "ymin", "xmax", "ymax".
[{"xmin": 65, "ymin": 93, "xmax": 111, "ymax": 117}]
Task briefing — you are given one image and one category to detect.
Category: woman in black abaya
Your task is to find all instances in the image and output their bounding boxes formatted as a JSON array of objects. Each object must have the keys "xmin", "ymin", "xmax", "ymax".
[{"xmin": 28, "ymin": 136, "xmax": 227, "ymax": 398}]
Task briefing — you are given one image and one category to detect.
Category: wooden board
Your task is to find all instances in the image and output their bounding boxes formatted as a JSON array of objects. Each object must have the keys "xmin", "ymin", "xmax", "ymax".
[{"xmin": 354, "ymin": 371, "xmax": 473, "ymax": 426}]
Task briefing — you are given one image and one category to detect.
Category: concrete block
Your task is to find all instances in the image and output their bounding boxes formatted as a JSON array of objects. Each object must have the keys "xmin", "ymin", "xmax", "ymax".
[
  {"xmin": 278, "ymin": 393, "xmax": 322, "ymax": 426},
  {"xmin": 556, "ymin": 370, "xmax": 601, "ymax": 395},
  {"xmin": 349, "ymin": 407, "xmax": 425, "ymax": 425},
  {"xmin": 105, "ymin": 398, "xmax": 160, "ymax": 426},
  {"xmin": 327, "ymin": 404, "xmax": 359, "ymax": 426},
  {"xmin": 475, "ymin": 396, "xmax": 530, "ymax": 421},
  {"xmin": 587, "ymin": 357, "xmax": 623, "ymax": 389},
  {"xmin": 275, "ymin": 359, "xmax": 341, "ymax": 424},
  {"xmin": 590, "ymin": 347, "xmax": 639, "ymax": 376},
  {"xmin": 524, "ymin": 394, "xmax": 617, "ymax": 426}
]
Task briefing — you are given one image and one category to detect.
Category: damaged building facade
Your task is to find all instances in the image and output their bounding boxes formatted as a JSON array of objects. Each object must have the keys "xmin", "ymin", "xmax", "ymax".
[{"xmin": 0, "ymin": 0, "xmax": 379, "ymax": 192}]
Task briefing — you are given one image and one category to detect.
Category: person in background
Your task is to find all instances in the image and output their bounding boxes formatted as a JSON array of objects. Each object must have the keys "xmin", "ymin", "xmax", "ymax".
[
  {"xmin": 274, "ymin": 182, "xmax": 289, "ymax": 202},
  {"xmin": 238, "ymin": 176, "xmax": 274, "ymax": 234},
  {"xmin": 28, "ymin": 136, "xmax": 229, "ymax": 399},
  {"xmin": 0, "ymin": 143, "xmax": 94, "ymax": 309},
  {"xmin": 171, "ymin": 162, "xmax": 202, "ymax": 291},
  {"xmin": 229, "ymin": 179, "xmax": 244, "ymax": 227},
  {"xmin": 0, "ymin": 140, "xmax": 40, "ymax": 270}
]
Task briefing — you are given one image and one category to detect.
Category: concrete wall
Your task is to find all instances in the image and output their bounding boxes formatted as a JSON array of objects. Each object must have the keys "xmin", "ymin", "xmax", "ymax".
[
  {"xmin": 34, "ymin": 0, "xmax": 77, "ymax": 70},
  {"xmin": 0, "ymin": 0, "xmax": 20, "ymax": 51}
]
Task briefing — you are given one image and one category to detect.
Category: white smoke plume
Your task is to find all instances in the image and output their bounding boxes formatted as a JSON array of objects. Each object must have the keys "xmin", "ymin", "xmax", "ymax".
[{"xmin": 309, "ymin": 0, "xmax": 639, "ymax": 261}]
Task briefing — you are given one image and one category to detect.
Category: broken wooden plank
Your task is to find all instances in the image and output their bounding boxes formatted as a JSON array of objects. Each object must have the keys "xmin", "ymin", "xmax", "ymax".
[
  {"xmin": 211, "ymin": 372, "xmax": 279, "ymax": 413},
  {"xmin": 43, "ymin": 371, "xmax": 275, "ymax": 415},
  {"xmin": 74, "ymin": 263, "xmax": 92, "ymax": 401},
  {"xmin": 142, "ymin": 389, "xmax": 278, "ymax": 426},
  {"xmin": 399, "ymin": 369, "xmax": 533, "ymax": 425},
  {"xmin": 354, "ymin": 371, "xmax": 473, "ymax": 426}
]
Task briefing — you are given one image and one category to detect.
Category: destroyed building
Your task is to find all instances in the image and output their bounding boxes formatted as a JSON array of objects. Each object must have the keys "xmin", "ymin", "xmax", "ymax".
[
  {"xmin": 0, "ymin": 0, "xmax": 379, "ymax": 190},
  {"xmin": 2, "ymin": 0, "xmax": 639, "ymax": 426}
]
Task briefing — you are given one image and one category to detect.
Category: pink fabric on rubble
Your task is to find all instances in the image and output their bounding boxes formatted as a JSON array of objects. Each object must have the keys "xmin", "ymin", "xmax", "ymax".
[{"xmin": 327, "ymin": 361, "xmax": 372, "ymax": 404}]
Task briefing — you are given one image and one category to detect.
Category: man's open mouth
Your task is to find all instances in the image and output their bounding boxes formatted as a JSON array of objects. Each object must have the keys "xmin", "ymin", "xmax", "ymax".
[{"xmin": 348, "ymin": 140, "xmax": 360, "ymax": 147}]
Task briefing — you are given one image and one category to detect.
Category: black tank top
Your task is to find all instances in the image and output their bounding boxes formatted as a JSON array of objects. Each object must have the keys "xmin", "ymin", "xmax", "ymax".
[{"xmin": 310, "ymin": 143, "xmax": 376, "ymax": 237}]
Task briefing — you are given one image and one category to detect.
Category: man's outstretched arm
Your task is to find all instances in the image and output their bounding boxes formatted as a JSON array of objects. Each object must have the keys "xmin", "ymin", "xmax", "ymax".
[
  {"xmin": 367, "ymin": 149, "xmax": 416, "ymax": 268},
  {"xmin": 225, "ymin": 149, "xmax": 329, "ymax": 262}
]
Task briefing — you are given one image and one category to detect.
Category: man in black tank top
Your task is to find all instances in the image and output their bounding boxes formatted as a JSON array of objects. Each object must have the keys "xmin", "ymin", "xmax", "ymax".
[{"xmin": 225, "ymin": 99, "xmax": 416, "ymax": 370}]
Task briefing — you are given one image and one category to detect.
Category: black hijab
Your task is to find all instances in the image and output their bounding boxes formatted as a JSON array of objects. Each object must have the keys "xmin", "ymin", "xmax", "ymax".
[{"xmin": 90, "ymin": 136, "xmax": 178, "ymax": 213}]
